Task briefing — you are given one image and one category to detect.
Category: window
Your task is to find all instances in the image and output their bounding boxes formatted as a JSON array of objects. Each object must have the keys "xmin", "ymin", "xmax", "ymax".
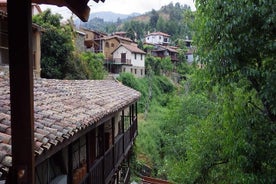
[
  {"xmin": 141, "ymin": 54, "xmax": 143, "ymax": 60},
  {"xmin": 111, "ymin": 43, "xmax": 114, "ymax": 47},
  {"xmin": 134, "ymin": 69, "xmax": 137, "ymax": 74},
  {"xmin": 131, "ymin": 68, "xmax": 133, "ymax": 73},
  {"xmin": 105, "ymin": 42, "xmax": 109, "ymax": 48},
  {"xmin": 134, "ymin": 53, "xmax": 137, "ymax": 59},
  {"xmin": 141, "ymin": 69, "xmax": 143, "ymax": 76}
]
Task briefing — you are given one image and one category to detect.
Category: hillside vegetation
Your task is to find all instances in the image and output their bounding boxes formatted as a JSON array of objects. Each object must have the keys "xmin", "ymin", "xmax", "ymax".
[
  {"xmin": 34, "ymin": 1, "xmax": 276, "ymax": 183},
  {"xmin": 81, "ymin": 2, "xmax": 195, "ymax": 42}
]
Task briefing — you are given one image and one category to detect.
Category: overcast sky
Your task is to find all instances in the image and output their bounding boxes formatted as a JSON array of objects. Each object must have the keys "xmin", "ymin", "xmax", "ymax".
[{"xmin": 40, "ymin": 0, "xmax": 196, "ymax": 21}]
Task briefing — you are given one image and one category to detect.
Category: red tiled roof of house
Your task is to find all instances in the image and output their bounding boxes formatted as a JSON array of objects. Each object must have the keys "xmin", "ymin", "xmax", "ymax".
[
  {"xmin": 96, "ymin": 35, "xmax": 133, "ymax": 42},
  {"xmin": 0, "ymin": 75, "xmax": 140, "ymax": 175},
  {"xmin": 152, "ymin": 46, "xmax": 178, "ymax": 53},
  {"xmin": 118, "ymin": 43, "xmax": 146, "ymax": 54},
  {"xmin": 146, "ymin": 32, "xmax": 170, "ymax": 37}
]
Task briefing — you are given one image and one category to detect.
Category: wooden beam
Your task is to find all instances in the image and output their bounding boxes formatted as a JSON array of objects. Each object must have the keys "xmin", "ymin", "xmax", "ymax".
[
  {"xmin": 65, "ymin": 0, "xmax": 90, "ymax": 22},
  {"xmin": 32, "ymin": 0, "xmax": 91, "ymax": 21},
  {"xmin": 7, "ymin": 0, "xmax": 35, "ymax": 183}
]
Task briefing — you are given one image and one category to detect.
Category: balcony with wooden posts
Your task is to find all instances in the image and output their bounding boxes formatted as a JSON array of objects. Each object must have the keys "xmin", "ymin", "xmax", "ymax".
[
  {"xmin": 105, "ymin": 58, "xmax": 132, "ymax": 65},
  {"xmin": 73, "ymin": 113, "xmax": 138, "ymax": 184}
]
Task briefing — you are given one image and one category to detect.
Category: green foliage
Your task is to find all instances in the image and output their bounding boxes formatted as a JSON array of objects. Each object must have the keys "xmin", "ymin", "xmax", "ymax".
[
  {"xmin": 80, "ymin": 52, "xmax": 107, "ymax": 79},
  {"xmin": 81, "ymin": 3, "xmax": 195, "ymax": 42},
  {"xmin": 149, "ymin": 9, "xmax": 159, "ymax": 30},
  {"xmin": 123, "ymin": 20, "xmax": 147, "ymax": 41},
  {"xmin": 33, "ymin": 9, "xmax": 75, "ymax": 79},
  {"xmin": 117, "ymin": 72, "xmax": 175, "ymax": 113},
  {"xmin": 33, "ymin": 9, "xmax": 62, "ymax": 28},
  {"xmin": 160, "ymin": 57, "xmax": 173, "ymax": 76},
  {"xmin": 145, "ymin": 55, "xmax": 161, "ymax": 76},
  {"xmin": 33, "ymin": 10, "xmax": 107, "ymax": 80},
  {"xmin": 132, "ymin": 1, "xmax": 275, "ymax": 183},
  {"xmin": 194, "ymin": 0, "xmax": 276, "ymax": 122},
  {"xmin": 134, "ymin": 64, "xmax": 275, "ymax": 183},
  {"xmin": 117, "ymin": 73, "xmax": 148, "ymax": 112},
  {"xmin": 135, "ymin": 104, "xmax": 167, "ymax": 170}
]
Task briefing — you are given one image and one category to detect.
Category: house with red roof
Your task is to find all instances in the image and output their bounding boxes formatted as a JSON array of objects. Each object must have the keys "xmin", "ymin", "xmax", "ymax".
[
  {"xmin": 151, "ymin": 45, "xmax": 179, "ymax": 63},
  {"xmin": 144, "ymin": 32, "xmax": 171, "ymax": 46},
  {"xmin": 110, "ymin": 43, "xmax": 146, "ymax": 78}
]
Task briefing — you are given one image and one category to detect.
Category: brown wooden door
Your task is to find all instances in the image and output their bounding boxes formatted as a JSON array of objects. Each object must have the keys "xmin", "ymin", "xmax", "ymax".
[{"xmin": 121, "ymin": 53, "xmax": 126, "ymax": 63}]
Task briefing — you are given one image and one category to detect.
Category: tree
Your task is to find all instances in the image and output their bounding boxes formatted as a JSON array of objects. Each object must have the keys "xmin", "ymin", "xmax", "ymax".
[
  {"xmin": 149, "ymin": 9, "xmax": 159, "ymax": 30},
  {"xmin": 160, "ymin": 57, "xmax": 173, "ymax": 76},
  {"xmin": 33, "ymin": 9, "xmax": 74, "ymax": 79},
  {"xmin": 145, "ymin": 55, "xmax": 161, "ymax": 76},
  {"xmin": 156, "ymin": 17, "xmax": 166, "ymax": 33},
  {"xmin": 193, "ymin": 0, "xmax": 276, "ymax": 183},
  {"xmin": 195, "ymin": 0, "xmax": 276, "ymax": 122},
  {"xmin": 80, "ymin": 52, "xmax": 107, "ymax": 79}
]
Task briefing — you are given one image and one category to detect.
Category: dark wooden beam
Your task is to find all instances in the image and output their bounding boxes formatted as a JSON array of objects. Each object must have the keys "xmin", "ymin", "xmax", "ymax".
[
  {"xmin": 7, "ymin": 0, "xmax": 35, "ymax": 183},
  {"xmin": 65, "ymin": 0, "xmax": 90, "ymax": 22}
]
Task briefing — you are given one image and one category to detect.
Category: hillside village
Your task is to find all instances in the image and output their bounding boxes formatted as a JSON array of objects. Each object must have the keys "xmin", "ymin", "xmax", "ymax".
[
  {"xmin": 0, "ymin": 1, "xmax": 193, "ymax": 183},
  {"xmin": 1, "ymin": 1, "xmax": 274, "ymax": 184},
  {"xmin": 75, "ymin": 28, "xmax": 194, "ymax": 78}
]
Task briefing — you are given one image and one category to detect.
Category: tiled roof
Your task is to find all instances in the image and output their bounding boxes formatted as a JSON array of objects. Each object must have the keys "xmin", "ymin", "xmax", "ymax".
[
  {"xmin": 146, "ymin": 32, "xmax": 170, "ymax": 37},
  {"xmin": 116, "ymin": 43, "xmax": 146, "ymax": 54},
  {"xmin": 97, "ymin": 35, "xmax": 133, "ymax": 42},
  {"xmin": 152, "ymin": 45, "xmax": 178, "ymax": 53},
  {"xmin": 0, "ymin": 75, "xmax": 140, "ymax": 175}
]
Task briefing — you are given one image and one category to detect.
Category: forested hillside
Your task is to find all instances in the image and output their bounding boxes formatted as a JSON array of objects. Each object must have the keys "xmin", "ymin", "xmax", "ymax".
[{"xmin": 81, "ymin": 2, "xmax": 195, "ymax": 43}]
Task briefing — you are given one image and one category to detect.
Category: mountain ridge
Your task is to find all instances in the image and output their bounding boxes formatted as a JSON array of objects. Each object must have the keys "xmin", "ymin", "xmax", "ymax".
[{"xmin": 88, "ymin": 11, "xmax": 141, "ymax": 22}]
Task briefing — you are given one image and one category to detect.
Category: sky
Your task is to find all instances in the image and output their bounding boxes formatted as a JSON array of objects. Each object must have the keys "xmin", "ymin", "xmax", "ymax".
[{"xmin": 40, "ymin": 0, "xmax": 196, "ymax": 21}]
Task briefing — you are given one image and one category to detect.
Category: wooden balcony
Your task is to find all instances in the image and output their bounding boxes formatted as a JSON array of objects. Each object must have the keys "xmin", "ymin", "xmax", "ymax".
[
  {"xmin": 105, "ymin": 58, "xmax": 132, "ymax": 65},
  {"xmin": 79, "ymin": 117, "xmax": 138, "ymax": 184}
]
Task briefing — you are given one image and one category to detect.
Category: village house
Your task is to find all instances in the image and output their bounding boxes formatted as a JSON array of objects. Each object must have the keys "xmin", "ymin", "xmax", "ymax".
[
  {"xmin": 184, "ymin": 39, "xmax": 195, "ymax": 63},
  {"xmin": 2, "ymin": 0, "xmax": 142, "ymax": 183},
  {"xmin": 151, "ymin": 45, "xmax": 179, "ymax": 64},
  {"xmin": 0, "ymin": 6, "xmax": 43, "ymax": 78},
  {"xmin": 81, "ymin": 28, "xmax": 108, "ymax": 53},
  {"xmin": 96, "ymin": 35, "xmax": 133, "ymax": 61},
  {"xmin": 144, "ymin": 32, "xmax": 171, "ymax": 46},
  {"xmin": 74, "ymin": 29, "xmax": 87, "ymax": 53},
  {"xmin": 81, "ymin": 29, "xmax": 146, "ymax": 77},
  {"xmin": 110, "ymin": 43, "xmax": 146, "ymax": 78}
]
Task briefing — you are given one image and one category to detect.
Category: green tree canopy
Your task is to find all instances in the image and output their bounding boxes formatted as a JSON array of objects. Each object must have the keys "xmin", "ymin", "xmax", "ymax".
[
  {"xmin": 80, "ymin": 52, "xmax": 107, "ymax": 80},
  {"xmin": 33, "ymin": 9, "xmax": 74, "ymax": 79},
  {"xmin": 195, "ymin": 0, "xmax": 276, "ymax": 121}
]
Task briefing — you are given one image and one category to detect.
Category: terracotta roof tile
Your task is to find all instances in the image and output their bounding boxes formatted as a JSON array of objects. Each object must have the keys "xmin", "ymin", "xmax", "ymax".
[{"xmin": 0, "ymin": 76, "xmax": 140, "ymax": 175}]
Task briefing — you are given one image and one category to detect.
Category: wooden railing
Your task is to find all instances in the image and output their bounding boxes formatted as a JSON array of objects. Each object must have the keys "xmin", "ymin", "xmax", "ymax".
[
  {"xmin": 104, "ymin": 147, "xmax": 114, "ymax": 179},
  {"xmin": 105, "ymin": 58, "xmax": 132, "ymax": 65},
  {"xmin": 89, "ymin": 158, "xmax": 104, "ymax": 184},
  {"xmin": 82, "ymin": 117, "xmax": 137, "ymax": 184},
  {"xmin": 115, "ymin": 134, "xmax": 124, "ymax": 166}
]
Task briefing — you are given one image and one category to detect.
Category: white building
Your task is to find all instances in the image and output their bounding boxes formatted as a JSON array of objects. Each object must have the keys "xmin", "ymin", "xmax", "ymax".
[
  {"xmin": 144, "ymin": 32, "xmax": 170, "ymax": 46},
  {"xmin": 112, "ymin": 43, "xmax": 146, "ymax": 77}
]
